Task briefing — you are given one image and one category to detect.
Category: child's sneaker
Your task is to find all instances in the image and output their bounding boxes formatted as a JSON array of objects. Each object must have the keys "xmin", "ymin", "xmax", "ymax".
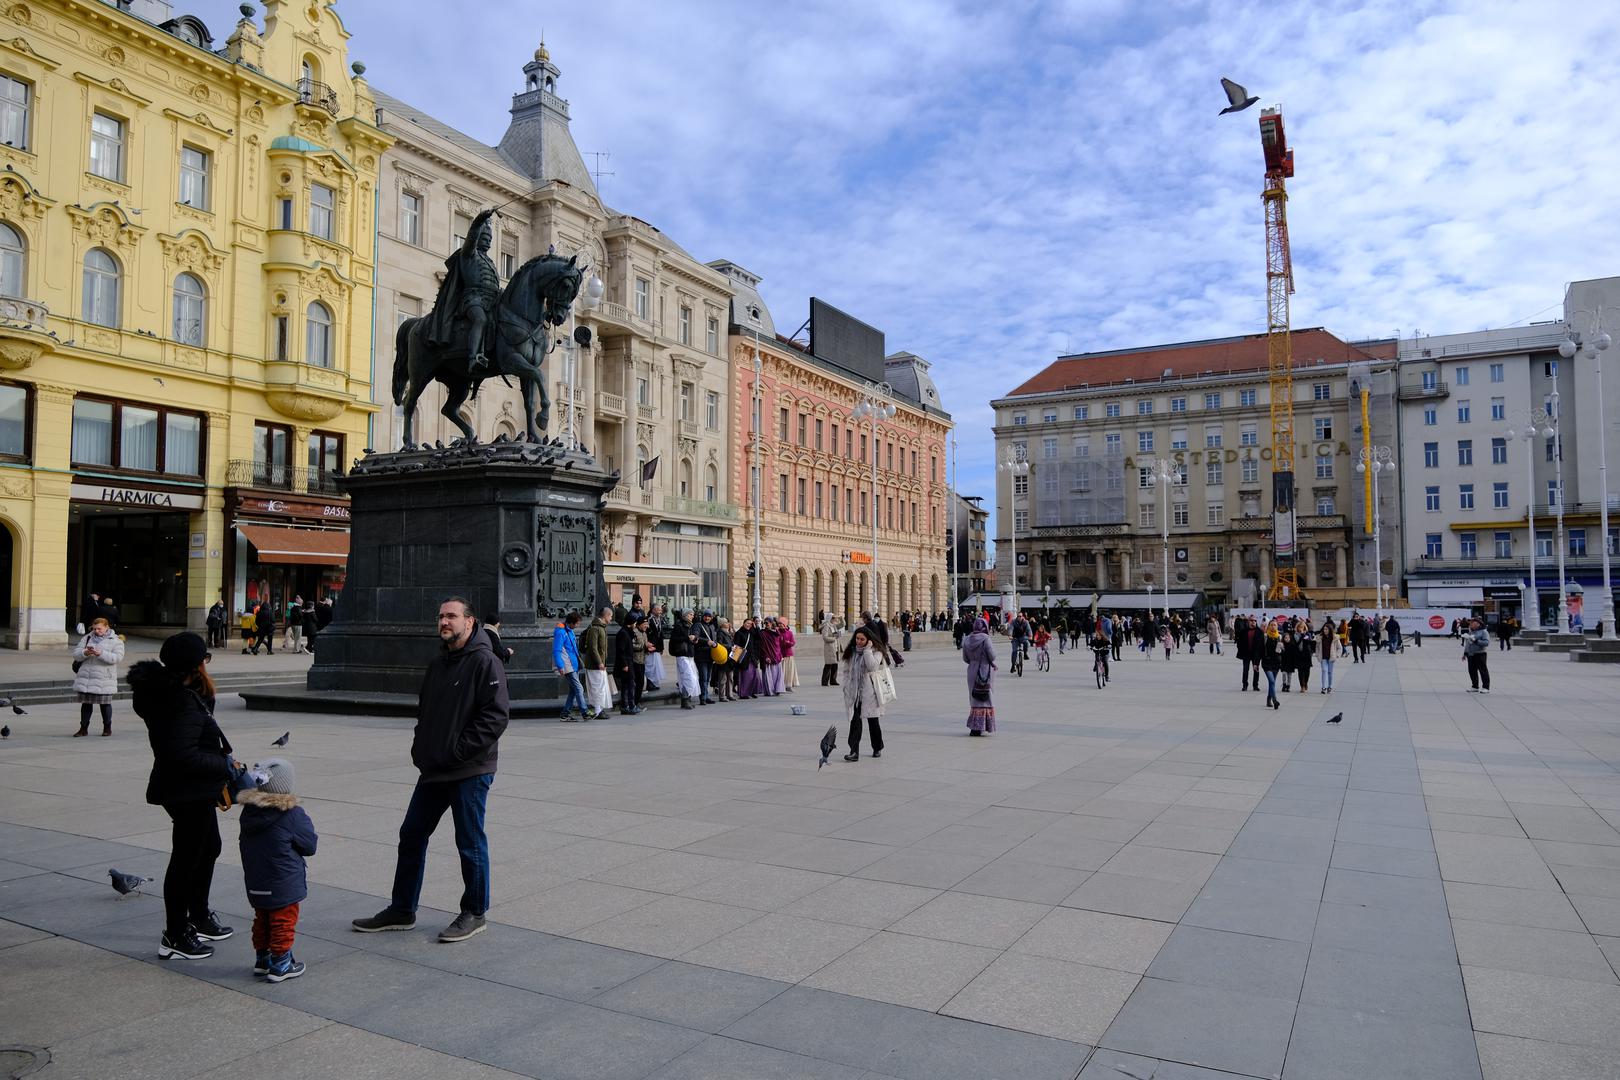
[
  {"xmin": 254, "ymin": 949, "xmax": 271, "ymax": 976},
  {"xmin": 266, "ymin": 952, "xmax": 304, "ymax": 982}
]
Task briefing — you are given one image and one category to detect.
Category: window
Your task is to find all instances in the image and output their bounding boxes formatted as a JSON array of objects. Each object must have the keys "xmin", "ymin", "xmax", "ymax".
[
  {"xmin": 705, "ymin": 464, "xmax": 718, "ymax": 502},
  {"xmin": 1494, "ymin": 531, "xmax": 1512, "ymax": 559},
  {"xmin": 887, "ymin": 443, "xmax": 895, "ymax": 471},
  {"xmin": 1042, "ymin": 409, "xmax": 1057, "ymax": 423},
  {"xmin": 0, "ymin": 222, "xmax": 24, "ymax": 297},
  {"xmin": 1546, "ymin": 436, "xmax": 1556, "ymax": 463},
  {"xmin": 886, "ymin": 497, "xmax": 894, "ymax": 530},
  {"xmin": 1105, "ymin": 402, "xmax": 1121, "ymax": 418},
  {"xmin": 1171, "ymin": 397, "xmax": 1187, "ymax": 413},
  {"xmin": 1239, "ymin": 388, "xmax": 1257, "ymax": 407},
  {"xmin": 1423, "ymin": 442, "xmax": 1439, "ymax": 467},
  {"xmin": 1490, "ymin": 363, "xmax": 1504, "ymax": 383},
  {"xmin": 1240, "ymin": 423, "xmax": 1258, "ymax": 446},
  {"xmin": 860, "ymin": 432, "xmax": 869, "ymax": 461},
  {"xmin": 1043, "ymin": 436, "xmax": 1058, "ymax": 459},
  {"xmin": 1013, "ymin": 473, "xmax": 1028, "ymax": 496},
  {"xmin": 1074, "ymin": 435, "xmax": 1090, "ymax": 458},
  {"xmin": 307, "ymin": 431, "xmax": 342, "ymax": 480},
  {"xmin": 277, "ymin": 197, "xmax": 293, "ymax": 231},
  {"xmin": 1207, "ymin": 460, "xmax": 1223, "ymax": 485},
  {"xmin": 0, "ymin": 382, "xmax": 27, "ymax": 459},
  {"xmin": 1317, "ymin": 496, "xmax": 1336, "ymax": 515},
  {"xmin": 1209, "ymin": 547, "xmax": 1224, "ymax": 564},
  {"xmin": 1171, "ymin": 428, "xmax": 1188, "ymax": 450},
  {"xmin": 1205, "ymin": 427, "xmax": 1222, "ymax": 448},
  {"xmin": 1014, "ymin": 509, "xmax": 1028, "ymax": 531},
  {"xmin": 1312, "ymin": 383, "xmax": 1331, "ymax": 400},
  {"xmin": 1610, "ymin": 528, "xmax": 1619, "ymax": 557},
  {"xmin": 1137, "ymin": 431, "xmax": 1153, "ymax": 453},
  {"xmin": 500, "ymin": 241, "xmax": 516, "ymax": 279},
  {"xmin": 1138, "ymin": 468, "xmax": 1153, "ymax": 489},
  {"xmin": 308, "ymin": 183, "xmax": 334, "ymax": 240},
  {"xmin": 1549, "ymin": 478, "xmax": 1561, "ymax": 506},
  {"xmin": 814, "ymin": 481, "xmax": 823, "ymax": 517},
  {"xmin": 82, "ymin": 248, "xmax": 120, "ymax": 327},
  {"xmin": 778, "ymin": 474, "xmax": 789, "ymax": 512},
  {"xmin": 777, "ymin": 407, "xmax": 789, "ymax": 441},
  {"xmin": 679, "ymin": 381, "xmax": 694, "ymax": 422},
  {"xmin": 1458, "ymin": 440, "xmax": 1473, "ymax": 466},
  {"xmin": 706, "ymin": 316, "xmax": 719, "ymax": 354},
  {"xmin": 1173, "ymin": 502, "xmax": 1189, "ymax": 527},
  {"xmin": 178, "ymin": 146, "xmax": 209, "ymax": 209},
  {"xmin": 1012, "ymin": 413, "xmax": 1027, "ymax": 426},
  {"xmin": 1422, "ymin": 371, "xmax": 1438, "ymax": 391},
  {"xmin": 1459, "ymin": 532, "xmax": 1477, "ymax": 559},
  {"xmin": 1171, "ymin": 463, "xmax": 1187, "ymax": 486},
  {"xmin": 1455, "ymin": 366, "xmax": 1470, "ymax": 386},
  {"xmin": 1138, "ymin": 502, "xmax": 1155, "ymax": 528},
  {"xmin": 1423, "ymin": 406, "xmax": 1437, "ymax": 426},
  {"xmin": 844, "ymin": 428, "xmax": 853, "ymax": 457},
  {"xmin": 1493, "ymin": 482, "xmax": 1509, "ymax": 509},
  {"xmin": 1490, "ymin": 397, "xmax": 1505, "ymax": 421},
  {"xmin": 274, "ymin": 315, "xmax": 289, "ymax": 361},
  {"xmin": 1491, "ymin": 437, "xmax": 1507, "ymax": 465},
  {"xmin": 705, "ymin": 390, "xmax": 719, "ymax": 430},
  {"xmin": 1537, "ymin": 530, "xmax": 1553, "ymax": 558},
  {"xmin": 638, "ymin": 376, "xmax": 652, "ymax": 408},
  {"xmin": 398, "ymin": 191, "xmax": 421, "ymax": 244},
  {"xmin": 1074, "ymin": 405, "xmax": 1089, "ymax": 420},
  {"xmin": 171, "ymin": 273, "xmax": 205, "ymax": 346},
  {"xmin": 1105, "ymin": 432, "xmax": 1121, "ymax": 455},
  {"xmin": 89, "ymin": 113, "xmax": 124, "ymax": 181},
  {"xmin": 1241, "ymin": 458, "xmax": 1258, "ymax": 483},
  {"xmin": 1315, "ymin": 454, "xmax": 1333, "ymax": 479},
  {"xmin": 72, "ymin": 398, "xmax": 202, "ymax": 475},
  {"xmin": 1457, "ymin": 400, "xmax": 1471, "ymax": 423},
  {"xmin": 0, "ymin": 73, "xmax": 28, "ymax": 150},
  {"xmin": 797, "ymin": 477, "xmax": 806, "ymax": 515},
  {"xmin": 1425, "ymin": 533, "xmax": 1443, "ymax": 558},
  {"xmin": 1545, "ymin": 360, "xmax": 1558, "ymax": 378},
  {"xmin": 1135, "ymin": 400, "xmax": 1152, "ymax": 416},
  {"xmin": 1313, "ymin": 417, "xmax": 1332, "ymax": 440},
  {"xmin": 1459, "ymin": 483, "xmax": 1475, "ymax": 510},
  {"xmin": 1206, "ymin": 501, "xmax": 1224, "ymax": 526},
  {"xmin": 1570, "ymin": 529, "xmax": 1587, "ymax": 557},
  {"xmin": 1204, "ymin": 392, "xmax": 1221, "ymax": 410},
  {"xmin": 305, "ymin": 302, "xmax": 333, "ymax": 367},
  {"xmin": 633, "ymin": 278, "xmax": 649, "ymax": 319},
  {"xmin": 1425, "ymin": 485, "xmax": 1440, "ymax": 512},
  {"xmin": 846, "ymin": 488, "xmax": 854, "ymax": 521},
  {"xmin": 678, "ymin": 305, "xmax": 691, "ymax": 345}
]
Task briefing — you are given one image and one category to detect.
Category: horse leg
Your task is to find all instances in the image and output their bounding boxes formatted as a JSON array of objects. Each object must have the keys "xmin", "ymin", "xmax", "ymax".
[
  {"xmin": 439, "ymin": 379, "xmax": 478, "ymax": 443},
  {"xmin": 536, "ymin": 358, "xmax": 551, "ymax": 436},
  {"xmin": 400, "ymin": 379, "xmax": 426, "ymax": 450},
  {"xmin": 519, "ymin": 366, "xmax": 541, "ymax": 443}
]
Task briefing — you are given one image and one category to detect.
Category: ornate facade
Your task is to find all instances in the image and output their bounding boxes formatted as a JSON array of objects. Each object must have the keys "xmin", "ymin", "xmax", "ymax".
[{"xmin": 0, "ymin": 0, "xmax": 388, "ymax": 645}]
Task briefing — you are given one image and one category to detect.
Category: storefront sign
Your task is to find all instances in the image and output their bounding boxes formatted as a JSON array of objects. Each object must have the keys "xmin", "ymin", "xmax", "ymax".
[
  {"xmin": 70, "ymin": 482, "xmax": 204, "ymax": 510},
  {"xmin": 845, "ymin": 550, "xmax": 873, "ymax": 564},
  {"xmin": 235, "ymin": 495, "xmax": 351, "ymax": 522}
]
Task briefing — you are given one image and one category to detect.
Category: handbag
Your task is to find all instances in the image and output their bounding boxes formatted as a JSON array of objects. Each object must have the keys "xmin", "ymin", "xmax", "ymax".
[{"xmin": 869, "ymin": 662, "xmax": 897, "ymax": 706}]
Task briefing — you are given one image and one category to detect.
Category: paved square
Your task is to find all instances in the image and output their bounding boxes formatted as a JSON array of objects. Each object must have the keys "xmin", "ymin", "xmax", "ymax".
[{"xmin": 3, "ymin": 631, "xmax": 1619, "ymax": 1077}]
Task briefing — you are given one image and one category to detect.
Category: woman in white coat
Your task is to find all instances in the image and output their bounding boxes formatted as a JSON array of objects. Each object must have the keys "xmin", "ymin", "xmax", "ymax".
[
  {"xmin": 72, "ymin": 616, "xmax": 126, "ymax": 736},
  {"xmin": 839, "ymin": 626, "xmax": 887, "ymax": 762}
]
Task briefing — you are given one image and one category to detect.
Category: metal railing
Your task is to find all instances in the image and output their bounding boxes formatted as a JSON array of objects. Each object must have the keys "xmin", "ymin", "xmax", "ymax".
[
  {"xmin": 227, "ymin": 459, "xmax": 344, "ymax": 494},
  {"xmin": 663, "ymin": 494, "xmax": 740, "ymax": 521},
  {"xmin": 296, "ymin": 79, "xmax": 340, "ymax": 117},
  {"xmin": 1396, "ymin": 381, "xmax": 1449, "ymax": 401}
]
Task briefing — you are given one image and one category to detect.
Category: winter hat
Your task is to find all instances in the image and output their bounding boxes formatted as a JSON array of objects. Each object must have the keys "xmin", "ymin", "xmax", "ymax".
[
  {"xmin": 159, "ymin": 631, "xmax": 209, "ymax": 671},
  {"xmin": 255, "ymin": 757, "xmax": 296, "ymax": 795}
]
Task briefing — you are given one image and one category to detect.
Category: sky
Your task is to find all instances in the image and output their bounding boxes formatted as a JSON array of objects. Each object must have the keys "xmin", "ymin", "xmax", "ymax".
[{"xmin": 325, "ymin": 0, "xmax": 1620, "ymax": 550}]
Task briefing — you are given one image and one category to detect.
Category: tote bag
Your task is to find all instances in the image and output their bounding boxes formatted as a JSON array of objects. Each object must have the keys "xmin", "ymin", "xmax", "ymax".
[{"xmin": 869, "ymin": 662, "xmax": 897, "ymax": 706}]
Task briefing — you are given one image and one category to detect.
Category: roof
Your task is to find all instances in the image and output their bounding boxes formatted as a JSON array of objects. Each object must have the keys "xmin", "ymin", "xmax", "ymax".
[
  {"xmin": 373, "ymin": 88, "xmax": 522, "ymax": 181},
  {"xmin": 1005, "ymin": 329, "xmax": 1396, "ymax": 398}
]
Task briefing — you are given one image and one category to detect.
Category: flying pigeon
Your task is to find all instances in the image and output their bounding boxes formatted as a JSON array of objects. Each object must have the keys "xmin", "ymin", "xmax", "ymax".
[
  {"xmin": 1219, "ymin": 77, "xmax": 1259, "ymax": 115},
  {"xmin": 271, "ymin": 731, "xmax": 290, "ymax": 747},
  {"xmin": 0, "ymin": 695, "xmax": 25, "ymax": 715},
  {"xmin": 818, "ymin": 725, "xmax": 838, "ymax": 769},
  {"xmin": 1326, "ymin": 712, "xmax": 1342, "ymax": 724},
  {"xmin": 109, "ymin": 868, "xmax": 151, "ymax": 896}
]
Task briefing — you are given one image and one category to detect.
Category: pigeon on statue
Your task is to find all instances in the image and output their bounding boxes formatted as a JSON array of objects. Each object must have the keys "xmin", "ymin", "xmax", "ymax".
[
  {"xmin": 1219, "ymin": 77, "xmax": 1259, "ymax": 115},
  {"xmin": 1326, "ymin": 713, "xmax": 1343, "ymax": 724},
  {"xmin": 818, "ymin": 725, "xmax": 838, "ymax": 769},
  {"xmin": 109, "ymin": 869, "xmax": 151, "ymax": 896},
  {"xmin": 271, "ymin": 731, "xmax": 290, "ymax": 747}
]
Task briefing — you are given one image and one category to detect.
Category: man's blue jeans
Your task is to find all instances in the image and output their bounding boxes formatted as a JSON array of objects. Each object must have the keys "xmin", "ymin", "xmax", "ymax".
[
  {"xmin": 562, "ymin": 670, "xmax": 585, "ymax": 715},
  {"xmin": 391, "ymin": 774, "xmax": 493, "ymax": 917}
]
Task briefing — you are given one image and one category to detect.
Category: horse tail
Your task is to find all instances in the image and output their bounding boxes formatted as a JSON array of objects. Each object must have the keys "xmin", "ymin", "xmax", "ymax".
[{"xmin": 391, "ymin": 317, "xmax": 414, "ymax": 406}]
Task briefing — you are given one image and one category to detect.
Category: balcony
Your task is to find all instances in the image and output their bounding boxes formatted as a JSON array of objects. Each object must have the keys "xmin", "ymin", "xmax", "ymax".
[
  {"xmin": 677, "ymin": 419, "xmax": 699, "ymax": 440},
  {"xmin": 1397, "ymin": 380, "xmax": 1449, "ymax": 401},
  {"xmin": 1531, "ymin": 500, "xmax": 1620, "ymax": 520},
  {"xmin": 227, "ymin": 460, "xmax": 345, "ymax": 495},
  {"xmin": 663, "ymin": 494, "xmax": 740, "ymax": 522},
  {"xmin": 595, "ymin": 391, "xmax": 626, "ymax": 421},
  {"xmin": 296, "ymin": 78, "xmax": 340, "ymax": 117},
  {"xmin": 1031, "ymin": 522, "xmax": 1129, "ymax": 539},
  {"xmin": 0, "ymin": 294, "xmax": 55, "ymax": 369},
  {"xmin": 262, "ymin": 360, "xmax": 349, "ymax": 422}
]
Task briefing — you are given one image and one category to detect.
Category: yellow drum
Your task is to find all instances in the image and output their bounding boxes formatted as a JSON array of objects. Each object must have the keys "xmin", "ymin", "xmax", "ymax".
[{"xmin": 710, "ymin": 644, "xmax": 729, "ymax": 664}]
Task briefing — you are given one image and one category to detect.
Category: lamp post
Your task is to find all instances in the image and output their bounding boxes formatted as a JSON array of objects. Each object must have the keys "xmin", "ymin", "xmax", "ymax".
[
  {"xmin": 999, "ymin": 448, "xmax": 1030, "ymax": 616},
  {"xmin": 1356, "ymin": 445, "xmax": 1393, "ymax": 616},
  {"xmin": 1146, "ymin": 458, "xmax": 1176, "ymax": 619},
  {"xmin": 949, "ymin": 433, "xmax": 959, "ymax": 615},
  {"xmin": 853, "ymin": 381, "xmax": 896, "ymax": 617},
  {"xmin": 748, "ymin": 319, "xmax": 765, "ymax": 621},
  {"xmin": 1506, "ymin": 408, "xmax": 1554, "ymax": 632},
  {"xmin": 1560, "ymin": 309, "xmax": 1616, "ymax": 640}
]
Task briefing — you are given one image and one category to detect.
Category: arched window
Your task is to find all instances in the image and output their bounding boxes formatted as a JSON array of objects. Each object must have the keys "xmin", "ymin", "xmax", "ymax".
[
  {"xmin": 305, "ymin": 301, "xmax": 332, "ymax": 367},
  {"xmin": 82, "ymin": 247, "xmax": 120, "ymax": 327},
  {"xmin": 0, "ymin": 223, "xmax": 23, "ymax": 297},
  {"xmin": 704, "ymin": 463, "xmax": 718, "ymax": 502},
  {"xmin": 172, "ymin": 273, "xmax": 205, "ymax": 346},
  {"xmin": 679, "ymin": 458, "xmax": 692, "ymax": 498}
]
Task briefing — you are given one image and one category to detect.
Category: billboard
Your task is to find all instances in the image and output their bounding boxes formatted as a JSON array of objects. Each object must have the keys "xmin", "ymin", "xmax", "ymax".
[{"xmin": 809, "ymin": 298, "xmax": 886, "ymax": 384}]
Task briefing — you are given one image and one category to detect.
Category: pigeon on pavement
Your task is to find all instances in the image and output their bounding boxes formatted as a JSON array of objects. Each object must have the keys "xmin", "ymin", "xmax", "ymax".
[
  {"xmin": 818, "ymin": 725, "xmax": 838, "ymax": 769},
  {"xmin": 1219, "ymin": 77, "xmax": 1259, "ymax": 115},
  {"xmin": 109, "ymin": 869, "xmax": 151, "ymax": 896},
  {"xmin": 0, "ymin": 695, "xmax": 26, "ymax": 715},
  {"xmin": 1326, "ymin": 712, "xmax": 1343, "ymax": 724},
  {"xmin": 271, "ymin": 732, "xmax": 290, "ymax": 747},
  {"xmin": 1, "ymin": 724, "xmax": 9, "ymax": 738}
]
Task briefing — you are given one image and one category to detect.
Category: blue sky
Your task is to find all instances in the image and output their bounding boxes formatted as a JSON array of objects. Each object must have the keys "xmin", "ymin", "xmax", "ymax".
[{"xmin": 331, "ymin": 0, "xmax": 1620, "ymax": 549}]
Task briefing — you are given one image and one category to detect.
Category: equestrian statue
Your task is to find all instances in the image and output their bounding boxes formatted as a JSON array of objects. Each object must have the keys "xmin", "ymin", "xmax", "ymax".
[{"xmin": 392, "ymin": 208, "xmax": 586, "ymax": 448}]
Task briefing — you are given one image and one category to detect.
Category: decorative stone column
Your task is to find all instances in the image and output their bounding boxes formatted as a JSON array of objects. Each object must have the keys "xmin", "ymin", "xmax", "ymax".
[
  {"xmin": 1095, "ymin": 549, "xmax": 1109, "ymax": 591},
  {"xmin": 1120, "ymin": 550, "xmax": 1132, "ymax": 590},
  {"xmin": 1229, "ymin": 545, "xmax": 1244, "ymax": 587},
  {"xmin": 1305, "ymin": 545, "xmax": 1319, "ymax": 590},
  {"xmin": 1335, "ymin": 543, "xmax": 1348, "ymax": 586},
  {"xmin": 1260, "ymin": 547, "xmax": 1272, "ymax": 593}
]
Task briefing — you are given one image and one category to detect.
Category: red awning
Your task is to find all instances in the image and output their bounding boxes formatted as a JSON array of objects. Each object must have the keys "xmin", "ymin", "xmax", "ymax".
[{"xmin": 238, "ymin": 523, "xmax": 349, "ymax": 566}]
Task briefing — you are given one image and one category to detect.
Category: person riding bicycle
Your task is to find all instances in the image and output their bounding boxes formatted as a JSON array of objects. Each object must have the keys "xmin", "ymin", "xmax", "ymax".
[
  {"xmin": 1009, "ymin": 613, "xmax": 1031, "ymax": 664},
  {"xmin": 1089, "ymin": 627, "xmax": 1111, "ymax": 683},
  {"xmin": 1032, "ymin": 625, "xmax": 1051, "ymax": 670}
]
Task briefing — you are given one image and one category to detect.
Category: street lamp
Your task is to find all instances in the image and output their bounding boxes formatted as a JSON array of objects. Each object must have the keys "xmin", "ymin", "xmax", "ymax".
[
  {"xmin": 949, "ymin": 433, "xmax": 959, "ymax": 615},
  {"xmin": 1356, "ymin": 445, "xmax": 1393, "ymax": 616},
  {"xmin": 1146, "ymin": 458, "xmax": 1177, "ymax": 619},
  {"xmin": 1506, "ymin": 408, "xmax": 1555, "ymax": 632},
  {"xmin": 1560, "ymin": 309, "xmax": 1616, "ymax": 640},
  {"xmin": 746, "ymin": 311, "xmax": 766, "ymax": 620},
  {"xmin": 564, "ymin": 274, "xmax": 603, "ymax": 451},
  {"xmin": 853, "ymin": 382, "xmax": 896, "ymax": 617},
  {"xmin": 1000, "ymin": 448, "xmax": 1030, "ymax": 616}
]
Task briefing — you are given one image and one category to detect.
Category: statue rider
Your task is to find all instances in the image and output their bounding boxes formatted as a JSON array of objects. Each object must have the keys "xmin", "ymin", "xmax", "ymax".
[{"xmin": 425, "ymin": 208, "xmax": 501, "ymax": 373}]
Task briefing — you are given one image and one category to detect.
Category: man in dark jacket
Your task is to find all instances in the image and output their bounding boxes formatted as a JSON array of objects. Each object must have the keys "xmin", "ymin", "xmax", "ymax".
[
  {"xmin": 1348, "ymin": 613, "xmax": 1369, "ymax": 663},
  {"xmin": 353, "ymin": 597, "xmax": 509, "ymax": 943},
  {"xmin": 693, "ymin": 610, "xmax": 718, "ymax": 704},
  {"xmin": 1235, "ymin": 615, "xmax": 1262, "ymax": 691},
  {"xmin": 252, "ymin": 601, "xmax": 276, "ymax": 655}
]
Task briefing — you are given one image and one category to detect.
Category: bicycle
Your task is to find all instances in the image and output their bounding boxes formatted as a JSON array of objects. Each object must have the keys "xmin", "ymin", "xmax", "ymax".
[
  {"xmin": 1036, "ymin": 644, "xmax": 1050, "ymax": 672},
  {"xmin": 1091, "ymin": 648, "xmax": 1110, "ymax": 688},
  {"xmin": 1010, "ymin": 641, "xmax": 1025, "ymax": 677}
]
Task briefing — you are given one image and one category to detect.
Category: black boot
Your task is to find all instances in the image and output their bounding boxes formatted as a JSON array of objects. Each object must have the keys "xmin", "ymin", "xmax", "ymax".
[{"xmin": 842, "ymin": 751, "xmax": 859, "ymax": 762}]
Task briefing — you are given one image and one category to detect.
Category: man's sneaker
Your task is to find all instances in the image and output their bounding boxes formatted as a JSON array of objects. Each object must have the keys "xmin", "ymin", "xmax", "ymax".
[
  {"xmin": 158, "ymin": 929, "xmax": 214, "ymax": 960},
  {"xmin": 351, "ymin": 908, "xmax": 416, "ymax": 933},
  {"xmin": 438, "ymin": 912, "xmax": 487, "ymax": 943},
  {"xmin": 254, "ymin": 949, "xmax": 271, "ymax": 976},
  {"xmin": 191, "ymin": 911, "xmax": 234, "ymax": 941},
  {"xmin": 1480, "ymin": 688, "xmax": 1491, "ymax": 695},
  {"xmin": 1467, "ymin": 688, "xmax": 1480, "ymax": 693},
  {"xmin": 265, "ymin": 952, "xmax": 305, "ymax": 983}
]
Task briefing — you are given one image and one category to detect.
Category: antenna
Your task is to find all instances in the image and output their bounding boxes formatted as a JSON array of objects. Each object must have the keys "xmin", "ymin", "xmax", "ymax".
[{"xmin": 585, "ymin": 150, "xmax": 614, "ymax": 193}]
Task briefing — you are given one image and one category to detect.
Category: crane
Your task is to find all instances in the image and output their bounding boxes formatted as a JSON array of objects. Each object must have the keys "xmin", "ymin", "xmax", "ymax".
[{"xmin": 1258, "ymin": 106, "xmax": 1299, "ymax": 602}]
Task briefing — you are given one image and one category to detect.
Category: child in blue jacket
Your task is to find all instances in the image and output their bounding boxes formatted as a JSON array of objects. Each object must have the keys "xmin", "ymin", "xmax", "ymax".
[{"xmin": 237, "ymin": 757, "xmax": 318, "ymax": 982}]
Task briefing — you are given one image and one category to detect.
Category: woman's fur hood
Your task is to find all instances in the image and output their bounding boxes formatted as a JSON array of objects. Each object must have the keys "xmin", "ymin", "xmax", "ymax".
[{"xmin": 237, "ymin": 788, "xmax": 299, "ymax": 811}]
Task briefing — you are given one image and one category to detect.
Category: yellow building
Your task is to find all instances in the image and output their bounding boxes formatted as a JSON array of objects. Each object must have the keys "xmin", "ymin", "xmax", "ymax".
[{"xmin": 0, "ymin": 0, "xmax": 389, "ymax": 647}]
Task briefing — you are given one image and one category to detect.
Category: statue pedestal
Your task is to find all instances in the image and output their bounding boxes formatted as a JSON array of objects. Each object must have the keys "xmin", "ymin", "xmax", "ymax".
[{"xmin": 244, "ymin": 440, "xmax": 623, "ymax": 715}]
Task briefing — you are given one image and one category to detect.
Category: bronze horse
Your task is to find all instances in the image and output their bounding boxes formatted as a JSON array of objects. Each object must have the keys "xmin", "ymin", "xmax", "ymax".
[{"xmin": 392, "ymin": 252, "xmax": 584, "ymax": 448}]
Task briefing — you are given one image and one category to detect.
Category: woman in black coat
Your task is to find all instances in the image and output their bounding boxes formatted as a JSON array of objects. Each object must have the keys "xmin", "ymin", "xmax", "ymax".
[
  {"xmin": 131, "ymin": 631, "xmax": 238, "ymax": 961},
  {"xmin": 1279, "ymin": 629, "xmax": 1300, "ymax": 693}
]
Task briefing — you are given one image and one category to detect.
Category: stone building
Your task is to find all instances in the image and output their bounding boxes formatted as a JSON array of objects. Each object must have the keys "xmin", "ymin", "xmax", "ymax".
[
  {"xmin": 0, "ymin": 0, "xmax": 389, "ymax": 645},
  {"xmin": 948, "ymin": 493, "xmax": 990, "ymax": 605},
  {"xmin": 715, "ymin": 264, "xmax": 952, "ymax": 627},
  {"xmin": 371, "ymin": 44, "xmax": 736, "ymax": 613},
  {"xmin": 992, "ymin": 329, "xmax": 1398, "ymax": 609}
]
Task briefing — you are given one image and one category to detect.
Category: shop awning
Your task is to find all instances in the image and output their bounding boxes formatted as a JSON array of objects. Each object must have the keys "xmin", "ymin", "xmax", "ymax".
[
  {"xmin": 603, "ymin": 561, "xmax": 701, "ymax": 588},
  {"xmin": 1097, "ymin": 592, "xmax": 1200, "ymax": 610},
  {"xmin": 1426, "ymin": 586, "xmax": 1485, "ymax": 605},
  {"xmin": 239, "ymin": 523, "xmax": 349, "ymax": 566}
]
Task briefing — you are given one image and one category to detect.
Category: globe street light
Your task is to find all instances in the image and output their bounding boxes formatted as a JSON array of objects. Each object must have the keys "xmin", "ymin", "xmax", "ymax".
[
  {"xmin": 1000, "ymin": 448, "xmax": 1030, "ymax": 616},
  {"xmin": 1145, "ymin": 457, "xmax": 1177, "ymax": 619},
  {"xmin": 1356, "ymin": 445, "xmax": 1393, "ymax": 616},
  {"xmin": 853, "ymin": 382, "xmax": 897, "ymax": 616},
  {"xmin": 1506, "ymin": 407, "xmax": 1555, "ymax": 632},
  {"xmin": 745, "ymin": 308, "xmax": 766, "ymax": 621},
  {"xmin": 1560, "ymin": 310, "xmax": 1616, "ymax": 640}
]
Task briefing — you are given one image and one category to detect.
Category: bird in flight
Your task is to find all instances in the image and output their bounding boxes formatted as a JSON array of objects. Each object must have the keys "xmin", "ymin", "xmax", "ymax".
[{"xmin": 1219, "ymin": 77, "xmax": 1259, "ymax": 115}]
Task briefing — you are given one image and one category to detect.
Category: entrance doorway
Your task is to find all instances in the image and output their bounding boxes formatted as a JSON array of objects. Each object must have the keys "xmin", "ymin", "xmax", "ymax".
[
  {"xmin": 68, "ymin": 505, "xmax": 190, "ymax": 627},
  {"xmin": 0, "ymin": 520, "xmax": 12, "ymax": 630}
]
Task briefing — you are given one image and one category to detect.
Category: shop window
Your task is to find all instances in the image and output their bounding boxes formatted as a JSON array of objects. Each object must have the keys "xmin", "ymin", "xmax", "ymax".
[
  {"xmin": 0, "ymin": 382, "xmax": 29, "ymax": 460},
  {"xmin": 0, "ymin": 221, "xmax": 24, "ymax": 297},
  {"xmin": 82, "ymin": 248, "xmax": 121, "ymax": 327},
  {"xmin": 72, "ymin": 398, "xmax": 203, "ymax": 475},
  {"xmin": 172, "ymin": 273, "xmax": 206, "ymax": 346}
]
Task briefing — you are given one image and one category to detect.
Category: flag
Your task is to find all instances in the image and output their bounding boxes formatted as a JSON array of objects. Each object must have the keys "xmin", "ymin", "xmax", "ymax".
[{"xmin": 641, "ymin": 455, "xmax": 660, "ymax": 486}]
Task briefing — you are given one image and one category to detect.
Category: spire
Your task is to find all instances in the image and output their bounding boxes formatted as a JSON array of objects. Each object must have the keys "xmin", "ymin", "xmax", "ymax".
[{"xmin": 497, "ymin": 42, "xmax": 597, "ymax": 196}]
